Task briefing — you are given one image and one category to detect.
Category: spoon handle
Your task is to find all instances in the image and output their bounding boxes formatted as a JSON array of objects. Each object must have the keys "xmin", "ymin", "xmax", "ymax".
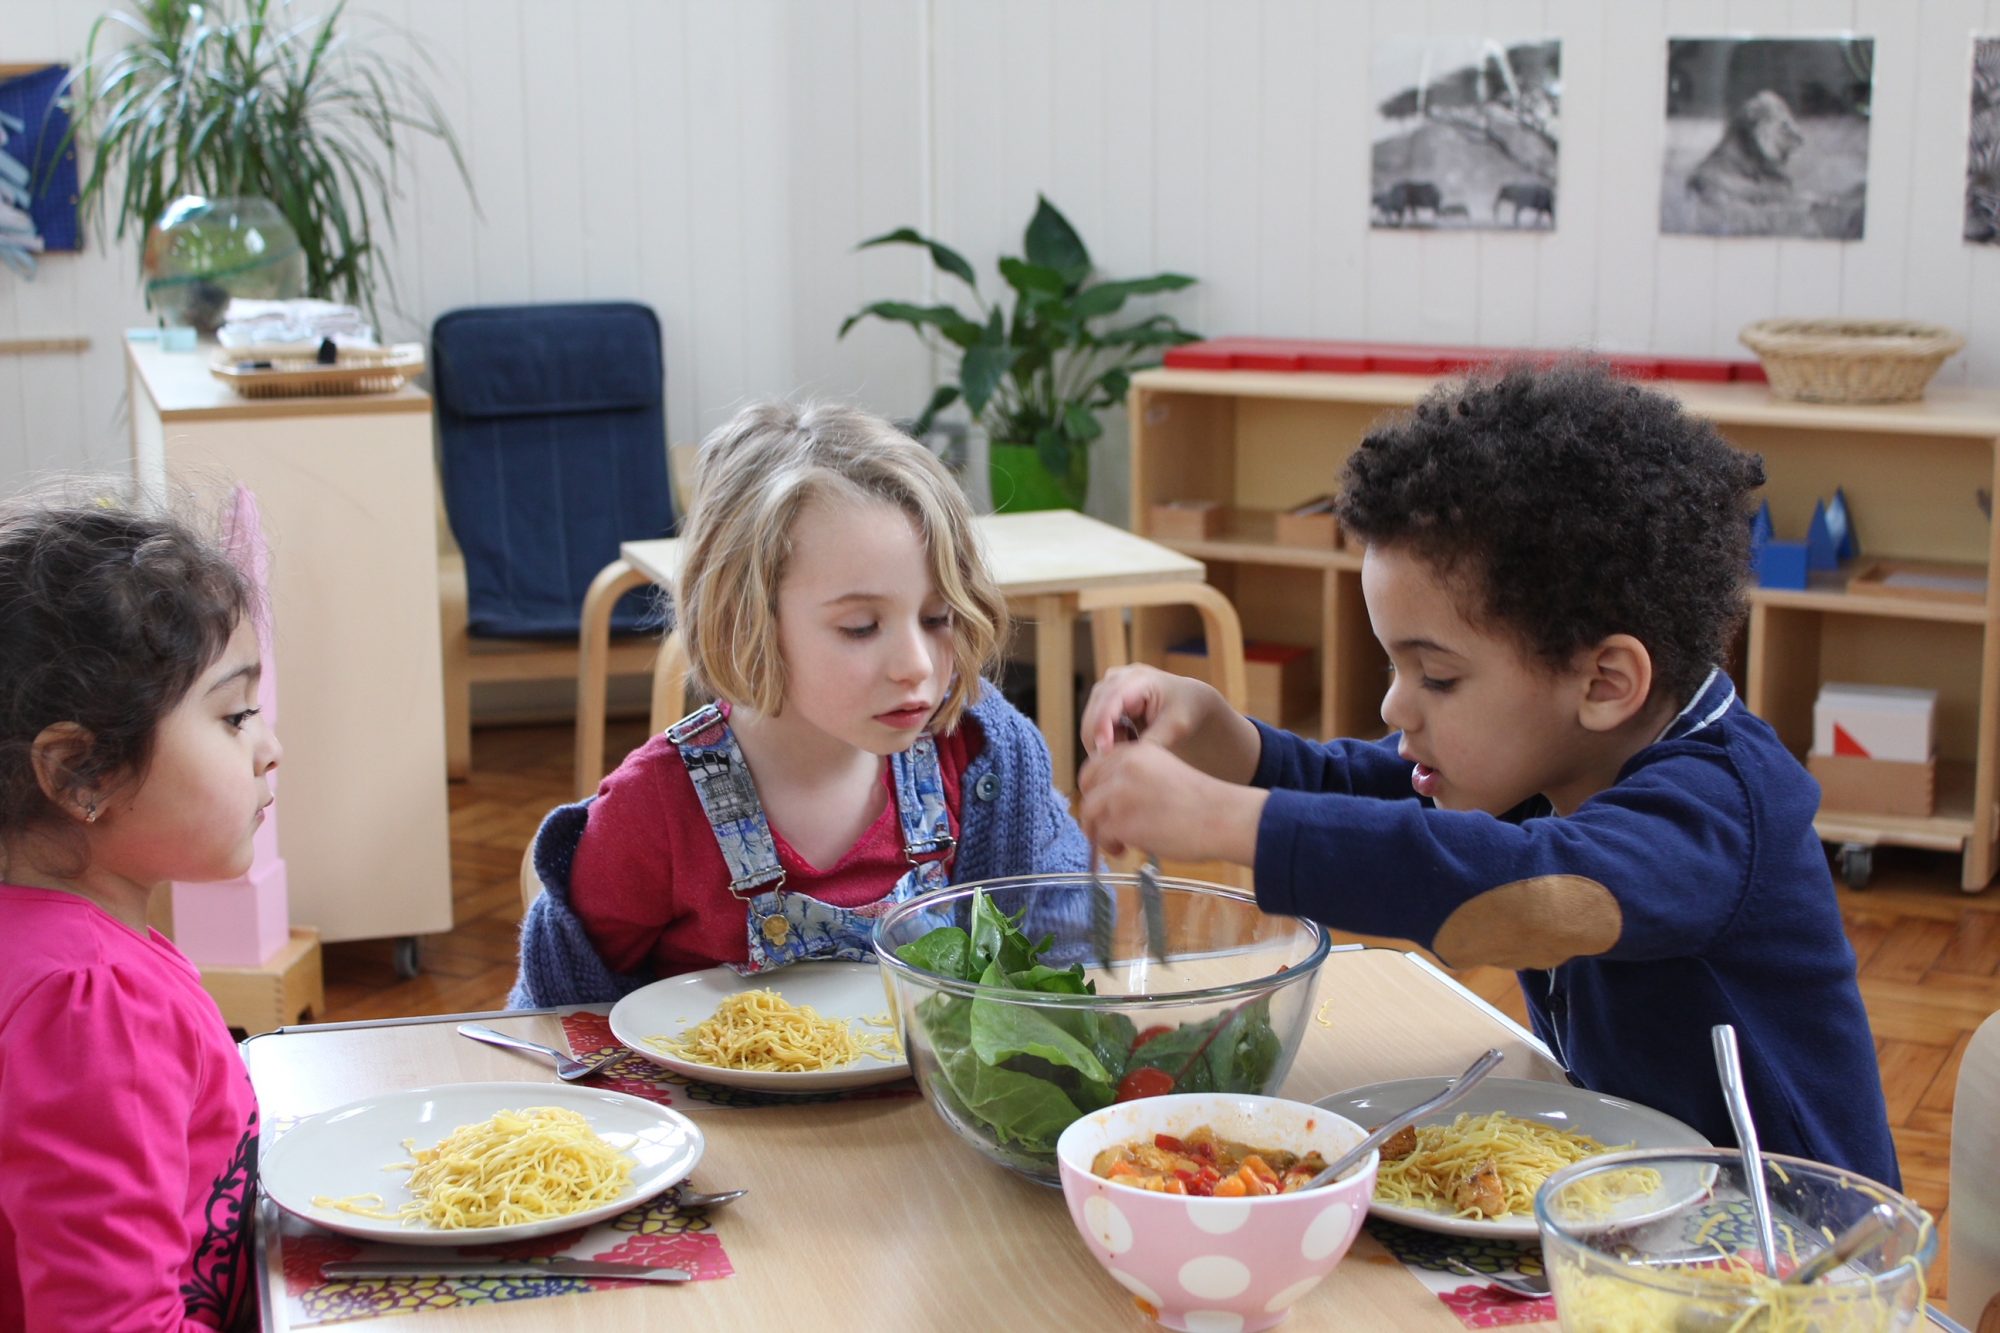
[
  {"xmin": 1306, "ymin": 1047, "xmax": 1506, "ymax": 1189},
  {"xmin": 1712, "ymin": 1024, "xmax": 1781, "ymax": 1276},
  {"xmin": 1788, "ymin": 1203, "xmax": 1897, "ymax": 1285},
  {"xmin": 458, "ymin": 1023, "xmax": 565, "ymax": 1062}
]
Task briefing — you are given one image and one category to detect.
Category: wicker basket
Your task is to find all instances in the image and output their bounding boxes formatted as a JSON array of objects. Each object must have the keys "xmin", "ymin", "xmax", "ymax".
[
  {"xmin": 1738, "ymin": 319, "xmax": 1965, "ymax": 404},
  {"xmin": 209, "ymin": 343, "xmax": 425, "ymax": 398}
]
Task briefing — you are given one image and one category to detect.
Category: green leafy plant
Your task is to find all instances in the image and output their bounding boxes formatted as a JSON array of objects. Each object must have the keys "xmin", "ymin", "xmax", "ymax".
[
  {"xmin": 840, "ymin": 196, "xmax": 1199, "ymax": 510},
  {"xmin": 58, "ymin": 0, "xmax": 472, "ymax": 316}
]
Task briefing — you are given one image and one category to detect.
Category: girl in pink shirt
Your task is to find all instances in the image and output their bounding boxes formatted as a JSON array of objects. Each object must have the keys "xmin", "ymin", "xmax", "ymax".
[{"xmin": 0, "ymin": 488, "xmax": 283, "ymax": 1331}]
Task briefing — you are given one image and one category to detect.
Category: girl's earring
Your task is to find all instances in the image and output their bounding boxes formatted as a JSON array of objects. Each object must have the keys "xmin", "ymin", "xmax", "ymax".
[{"xmin": 83, "ymin": 800, "xmax": 98, "ymax": 824}]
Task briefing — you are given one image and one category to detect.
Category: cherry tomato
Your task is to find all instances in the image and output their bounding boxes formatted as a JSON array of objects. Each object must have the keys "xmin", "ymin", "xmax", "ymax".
[
  {"xmin": 1131, "ymin": 1025, "xmax": 1173, "ymax": 1051},
  {"xmin": 1116, "ymin": 1066, "xmax": 1175, "ymax": 1102},
  {"xmin": 1154, "ymin": 1133, "xmax": 1186, "ymax": 1153}
]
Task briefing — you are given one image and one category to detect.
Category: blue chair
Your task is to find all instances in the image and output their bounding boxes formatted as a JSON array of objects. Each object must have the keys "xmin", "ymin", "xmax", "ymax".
[{"xmin": 433, "ymin": 302, "xmax": 677, "ymax": 778}]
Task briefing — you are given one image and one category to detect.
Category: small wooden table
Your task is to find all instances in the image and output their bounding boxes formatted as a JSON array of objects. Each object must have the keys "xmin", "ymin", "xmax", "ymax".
[
  {"xmin": 573, "ymin": 510, "xmax": 1235, "ymax": 798},
  {"xmin": 245, "ymin": 947, "xmax": 1563, "ymax": 1332}
]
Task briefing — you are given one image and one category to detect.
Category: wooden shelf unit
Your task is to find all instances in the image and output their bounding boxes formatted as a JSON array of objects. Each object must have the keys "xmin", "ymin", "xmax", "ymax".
[{"xmin": 1128, "ymin": 367, "xmax": 2000, "ymax": 891}]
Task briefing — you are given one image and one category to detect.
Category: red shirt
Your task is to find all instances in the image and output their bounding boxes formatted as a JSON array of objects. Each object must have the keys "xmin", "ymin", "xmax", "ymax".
[{"xmin": 570, "ymin": 712, "xmax": 981, "ymax": 976}]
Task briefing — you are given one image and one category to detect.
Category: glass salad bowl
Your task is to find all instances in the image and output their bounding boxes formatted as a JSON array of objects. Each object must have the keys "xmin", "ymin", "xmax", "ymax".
[{"xmin": 873, "ymin": 874, "xmax": 1332, "ymax": 1186}]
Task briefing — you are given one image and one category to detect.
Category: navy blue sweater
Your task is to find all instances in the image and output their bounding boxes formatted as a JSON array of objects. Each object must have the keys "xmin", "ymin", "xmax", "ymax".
[{"xmin": 1250, "ymin": 670, "xmax": 1900, "ymax": 1188}]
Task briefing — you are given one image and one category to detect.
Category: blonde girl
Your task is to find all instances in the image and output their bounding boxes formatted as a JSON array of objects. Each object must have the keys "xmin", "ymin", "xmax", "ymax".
[{"xmin": 512, "ymin": 402, "xmax": 1088, "ymax": 1004}]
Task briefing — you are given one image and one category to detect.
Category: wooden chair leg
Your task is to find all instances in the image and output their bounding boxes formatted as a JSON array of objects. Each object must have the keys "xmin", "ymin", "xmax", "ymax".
[
  {"xmin": 575, "ymin": 558, "xmax": 652, "ymax": 799},
  {"xmin": 649, "ymin": 631, "xmax": 693, "ymax": 733},
  {"xmin": 439, "ymin": 553, "xmax": 472, "ymax": 780},
  {"xmin": 1077, "ymin": 582, "xmax": 1248, "ymax": 712},
  {"xmin": 1090, "ymin": 606, "xmax": 1130, "ymax": 678}
]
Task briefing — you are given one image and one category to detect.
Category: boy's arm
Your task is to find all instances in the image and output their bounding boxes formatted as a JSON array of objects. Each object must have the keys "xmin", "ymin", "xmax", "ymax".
[
  {"xmin": 1248, "ymin": 721, "xmax": 1423, "ymax": 799},
  {"xmin": 1255, "ymin": 746, "xmax": 1755, "ymax": 970}
]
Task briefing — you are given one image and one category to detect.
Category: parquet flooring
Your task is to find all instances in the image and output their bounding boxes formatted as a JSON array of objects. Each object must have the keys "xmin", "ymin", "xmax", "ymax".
[{"xmin": 322, "ymin": 720, "xmax": 1998, "ymax": 1301}]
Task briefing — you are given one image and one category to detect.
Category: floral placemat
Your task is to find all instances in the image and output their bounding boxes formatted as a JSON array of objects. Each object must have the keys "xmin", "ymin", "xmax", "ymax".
[
  {"xmin": 558, "ymin": 1012, "xmax": 920, "ymax": 1110},
  {"xmin": 275, "ymin": 1190, "xmax": 732, "ymax": 1327},
  {"xmin": 1366, "ymin": 1220, "xmax": 1556, "ymax": 1327}
]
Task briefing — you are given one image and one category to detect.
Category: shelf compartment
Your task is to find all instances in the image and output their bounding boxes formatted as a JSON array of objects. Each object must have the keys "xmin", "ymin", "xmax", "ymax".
[
  {"xmin": 1811, "ymin": 759, "xmax": 1977, "ymax": 851},
  {"xmin": 1749, "ymin": 566, "xmax": 1989, "ymax": 624},
  {"xmin": 1150, "ymin": 507, "xmax": 1364, "ymax": 570}
]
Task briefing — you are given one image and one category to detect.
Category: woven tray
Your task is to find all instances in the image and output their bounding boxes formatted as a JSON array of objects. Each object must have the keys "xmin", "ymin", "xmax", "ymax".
[
  {"xmin": 1738, "ymin": 319, "xmax": 1964, "ymax": 404},
  {"xmin": 208, "ymin": 343, "xmax": 424, "ymax": 398}
]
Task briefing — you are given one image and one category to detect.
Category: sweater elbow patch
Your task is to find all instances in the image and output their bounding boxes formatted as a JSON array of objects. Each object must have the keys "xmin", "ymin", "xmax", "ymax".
[{"xmin": 1432, "ymin": 876, "xmax": 1623, "ymax": 969}]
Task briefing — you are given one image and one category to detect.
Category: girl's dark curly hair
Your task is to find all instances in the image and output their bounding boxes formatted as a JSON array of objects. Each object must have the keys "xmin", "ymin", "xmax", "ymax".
[
  {"xmin": 1335, "ymin": 361, "xmax": 1766, "ymax": 706},
  {"xmin": 0, "ymin": 485, "xmax": 255, "ymax": 862}
]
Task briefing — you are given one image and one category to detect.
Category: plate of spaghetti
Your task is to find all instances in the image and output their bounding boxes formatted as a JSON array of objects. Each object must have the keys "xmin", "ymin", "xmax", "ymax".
[
  {"xmin": 260, "ymin": 1081, "xmax": 703, "ymax": 1244},
  {"xmin": 609, "ymin": 961, "xmax": 911, "ymax": 1091},
  {"xmin": 1313, "ymin": 1076, "xmax": 1710, "ymax": 1239}
]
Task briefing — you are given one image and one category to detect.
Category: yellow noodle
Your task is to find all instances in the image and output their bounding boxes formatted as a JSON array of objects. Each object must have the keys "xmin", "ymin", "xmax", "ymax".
[
  {"xmin": 1373, "ymin": 1110, "xmax": 1659, "ymax": 1219},
  {"xmin": 311, "ymin": 1105, "xmax": 633, "ymax": 1229},
  {"xmin": 648, "ymin": 988, "xmax": 900, "ymax": 1072},
  {"xmin": 1553, "ymin": 1251, "xmax": 1918, "ymax": 1332}
]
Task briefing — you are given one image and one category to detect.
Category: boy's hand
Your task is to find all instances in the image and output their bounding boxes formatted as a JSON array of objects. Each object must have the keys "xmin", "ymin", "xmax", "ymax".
[
  {"xmin": 1077, "ymin": 739, "xmax": 1267, "ymax": 866},
  {"xmin": 1080, "ymin": 665, "xmax": 1262, "ymax": 783}
]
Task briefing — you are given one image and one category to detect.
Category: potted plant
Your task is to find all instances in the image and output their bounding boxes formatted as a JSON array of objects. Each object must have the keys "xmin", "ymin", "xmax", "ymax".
[
  {"xmin": 840, "ymin": 196, "xmax": 1200, "ymax": 511},
  {"xmin": 59, "ymin": 0, "xmax": 472, "ymax": 322}
]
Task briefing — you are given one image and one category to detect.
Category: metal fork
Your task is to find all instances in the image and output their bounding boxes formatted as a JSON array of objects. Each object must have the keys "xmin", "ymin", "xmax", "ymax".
[
  {"xmin": 1445, "ymin": 1259, "xmax": 1548, "ymax": 1299},
  {"xmin": 457, "ymin": 1023, "xmax": 604, "ymax": 1081}
]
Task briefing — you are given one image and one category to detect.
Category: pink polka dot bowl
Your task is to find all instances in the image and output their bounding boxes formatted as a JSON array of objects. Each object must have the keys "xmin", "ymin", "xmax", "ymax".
[{"xmin": 1056, "ymin": 1091, "xmax": 1376, "ymax": 1333}]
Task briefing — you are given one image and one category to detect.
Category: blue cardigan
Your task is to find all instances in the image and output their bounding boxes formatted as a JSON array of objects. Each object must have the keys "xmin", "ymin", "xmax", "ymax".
[
  {"xmin": 510, "ymin": 685, "xmax": 1091, "ymax": 1008},
  {"xmin": 1249, "ymin": 670, "xmax": 1900, "ymax": 1188}
]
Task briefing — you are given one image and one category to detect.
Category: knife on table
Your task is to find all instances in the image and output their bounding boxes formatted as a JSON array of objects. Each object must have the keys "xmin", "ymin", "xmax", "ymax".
[{"xmin": 321, "ymin": 1258, "xmax": 691, "ymax": 1283}]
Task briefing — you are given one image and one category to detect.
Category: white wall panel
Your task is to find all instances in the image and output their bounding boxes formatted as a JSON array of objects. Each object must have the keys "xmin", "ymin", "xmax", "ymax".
[{"xmin": 5, "ymin": 0, "xmax": 2000, "ymax": 493}]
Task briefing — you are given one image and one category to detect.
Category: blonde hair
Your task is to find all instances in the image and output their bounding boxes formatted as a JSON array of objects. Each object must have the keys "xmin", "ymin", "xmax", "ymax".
[{"xmin": 675, "ymin": 402, "xmax": 1007, "ymax": 732}]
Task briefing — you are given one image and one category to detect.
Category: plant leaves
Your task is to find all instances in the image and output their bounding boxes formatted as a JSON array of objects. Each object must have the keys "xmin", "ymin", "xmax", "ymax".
[
  {"xmin": 895, "ymin": 926, "xmax": 974, "ymax": 982},
  {"xmin": 1023, "ymin": 195, "xmax": 1090, "ymax": 285},
  {"xmin": 998, "ymin": 256, "xmax": 1066, "ymax": 298},
  {"xmin": 912, "ymin": 383, "xmax": 961, "ymax": 437},
  {"xmin": 1072, "ymin": 272, "xmax": 1196, "ymax": 320},
  {"xmin": 1062, "ymin": 402, "xmax": 1104, "ymax": 444},
  {"xmin": 856, "ymin": 225, "xmax": 979, "ymax": 290},
  {"xmin": 962, "ymin": 338, "xmax": 1017, "ymax": 418},
  {"xmin": 838, "ymin": 300, "xmax": 984, "ymax": 348}
]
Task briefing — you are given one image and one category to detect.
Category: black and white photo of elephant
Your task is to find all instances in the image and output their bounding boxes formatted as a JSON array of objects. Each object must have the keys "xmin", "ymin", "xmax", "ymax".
[
  {"xmin": 1493, "ymin": 182, "xmax": 1554, "ymax": 226},
  {"xmin": 1370, "ymin": 36, "xmax": 1561, "ymax": 233}
]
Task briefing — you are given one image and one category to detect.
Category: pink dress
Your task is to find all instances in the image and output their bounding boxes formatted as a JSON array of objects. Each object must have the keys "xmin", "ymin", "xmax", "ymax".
[{"xmin": 0, "ymin": 885, "xmax": 258, "ymax": 1331}]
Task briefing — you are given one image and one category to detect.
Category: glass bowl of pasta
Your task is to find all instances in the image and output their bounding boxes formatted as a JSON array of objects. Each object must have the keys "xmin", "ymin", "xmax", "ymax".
[
  {"xmin": 1055, "ymin": 1091, "xmax": 1375, "ymax": 1333},
  {"xmin": 873, "ymin": 874, "xmax": 1332, "ymax": 1186},
  {"xmin": 1534, "ymin": 1147, "xmax": 1937, "ymax": 1332}
]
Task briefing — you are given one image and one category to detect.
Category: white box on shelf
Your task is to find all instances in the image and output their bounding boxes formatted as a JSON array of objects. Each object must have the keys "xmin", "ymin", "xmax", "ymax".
[{"xmin": 1810, "ymin": 682, "xmax": 1937, "ymax": 763}]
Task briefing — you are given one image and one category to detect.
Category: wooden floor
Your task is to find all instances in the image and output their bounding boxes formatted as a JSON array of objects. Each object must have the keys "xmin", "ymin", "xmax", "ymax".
[{"xmin": 322, "ymin": 718, "xmax": 1998, "ymax": 1298}]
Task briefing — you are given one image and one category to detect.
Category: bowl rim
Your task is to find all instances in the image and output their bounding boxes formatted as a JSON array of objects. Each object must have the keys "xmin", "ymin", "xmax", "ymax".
[
  {"xmin": 1055, "ymin": 1090, "xmax": 1378, "ymax": 1203},
  {"xmin": 873, "ymin": 873, "xmax": 1333, "ymax": 1007},
  {"xmin": 1533, "ymin": 1145, "xmax": 1937, "ymax": 1297}
]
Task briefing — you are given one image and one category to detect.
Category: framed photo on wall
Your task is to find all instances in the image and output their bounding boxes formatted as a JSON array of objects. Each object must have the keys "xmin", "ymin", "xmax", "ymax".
[
  {"xmin": 1368, "ymin": 36, "xmax": 1560, "ymax": 232},
  {"xmin": 1661, "ymin": 36, "xmax": 1872, "ymax": 240}
]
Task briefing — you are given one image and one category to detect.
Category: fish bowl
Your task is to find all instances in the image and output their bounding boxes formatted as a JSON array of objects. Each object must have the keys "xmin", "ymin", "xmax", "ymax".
[{"xmin": 142, "ymin": 196, "xmax": 307, "ymax": 334}]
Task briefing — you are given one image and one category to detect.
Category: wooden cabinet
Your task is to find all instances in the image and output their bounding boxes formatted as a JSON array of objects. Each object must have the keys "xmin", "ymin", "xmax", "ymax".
[
  {"xmin": 1128, "ymin": 367, "xmax": 2000, "ymax": 891},
  {"xmin": 126, "ymin": 337, "xmax": 454, "ymax": 946}
]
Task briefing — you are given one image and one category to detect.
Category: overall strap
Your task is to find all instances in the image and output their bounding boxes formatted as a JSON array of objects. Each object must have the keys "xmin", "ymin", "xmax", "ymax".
[
  {"xmin": 890, "ymin": 732, "xmax": 955, "ymax": 860},
  {"xmin": 666, "ymin": 704, "xmax": 786, "ymax": 897}
]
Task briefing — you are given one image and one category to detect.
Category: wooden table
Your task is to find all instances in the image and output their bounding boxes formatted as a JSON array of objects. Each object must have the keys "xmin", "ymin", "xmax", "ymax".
[
  {"xmin": 245, "ymin": 947, "xmax": 1564, "ymax": 1332},
  {"xmin": 573, "ymin": 510, "xmax": 1235, "ymax": 799}
]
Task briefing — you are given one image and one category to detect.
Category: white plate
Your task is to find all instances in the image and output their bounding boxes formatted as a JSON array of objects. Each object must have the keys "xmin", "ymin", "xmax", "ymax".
[
  {"xmin": 1313, "ymin": 1076, "xmax": 1712, "ymax": 1239},
  {"xmin": 608, "ymin": 961, "xmax": 910, "ymax": 1092},
  {"xmin": 260, "ymin": 1081, "xmax": 702, "ymax": 1245}
]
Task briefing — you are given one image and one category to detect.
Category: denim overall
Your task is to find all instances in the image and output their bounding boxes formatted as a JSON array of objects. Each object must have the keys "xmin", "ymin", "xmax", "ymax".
[{"xmin": 666, "ymin": 704, "xmax": 955, "ymax": 975}]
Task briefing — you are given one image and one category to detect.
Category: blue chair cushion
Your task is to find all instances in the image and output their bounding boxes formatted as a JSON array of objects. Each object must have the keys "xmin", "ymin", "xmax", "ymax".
[{"xmin": 434, "ymin": 303, "xmax": 675, "ymax": 638}]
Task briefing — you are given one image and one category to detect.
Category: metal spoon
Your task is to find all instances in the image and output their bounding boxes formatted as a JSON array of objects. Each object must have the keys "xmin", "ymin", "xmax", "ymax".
[
  {"xmin": 458, "ymin": 1023, "xmax": 604, "ymax": 1081},
  {"xmin": 1304, "ymin": 1048, "xmax": 1506, "ymax": 1189},
  {"xmin": 1712, "ymin": 1024, "xmax": 1781, "ymax": 1276},
  {"xmin": 1446, "ymin": 1258, "xmax": 1548, "ymax": 1298},
  {"xmin": 672, "ymin": 1185, "xmax": 749, "ymax": 1210}
]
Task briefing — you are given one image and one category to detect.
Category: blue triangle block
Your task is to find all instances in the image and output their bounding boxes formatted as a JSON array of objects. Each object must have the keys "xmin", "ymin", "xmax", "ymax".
[
  {"xmin": 1826, "ymin": 487, "xmax": 1859, "ymax": 562},
  {"xmin": 1751, "ymin": 501, "xmax": 1774, "ymax": 551},
  {"xmin": 1806, "ymin": 498, "xmax": 1838, "ymax": 571}
]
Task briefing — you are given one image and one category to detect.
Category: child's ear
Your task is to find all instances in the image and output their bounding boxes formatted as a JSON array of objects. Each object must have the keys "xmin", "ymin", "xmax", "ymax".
[
  {"xmin": 1575, "ymin": 634, "xmax": 1654, "ymax": 733},
  {"xmin": 30, "ymin": 722, "xmax": 102, "ymax": 822}
]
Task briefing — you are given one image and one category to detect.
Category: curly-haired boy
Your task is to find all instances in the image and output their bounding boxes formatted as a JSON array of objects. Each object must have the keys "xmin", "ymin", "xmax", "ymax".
[{"xmin": 1079, "ymin": 361, "xmax": 1899, "ymax": 1187}]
